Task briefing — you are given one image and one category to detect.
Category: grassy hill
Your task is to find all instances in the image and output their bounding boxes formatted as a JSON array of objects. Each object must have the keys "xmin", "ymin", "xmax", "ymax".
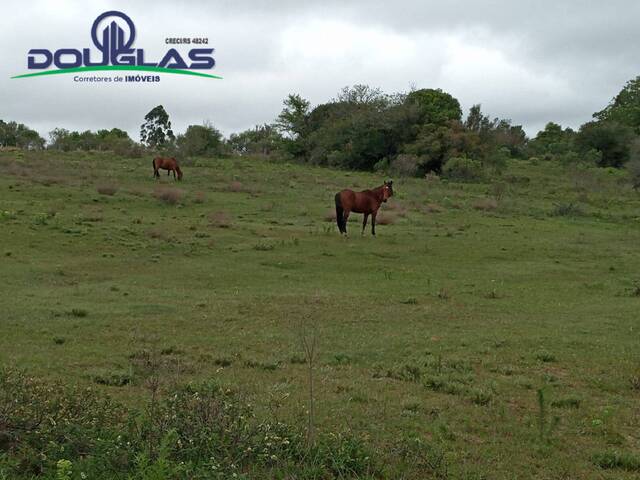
[{"xmin": 1, "ymin": 150, "xmax": 640, "ymax": 478}]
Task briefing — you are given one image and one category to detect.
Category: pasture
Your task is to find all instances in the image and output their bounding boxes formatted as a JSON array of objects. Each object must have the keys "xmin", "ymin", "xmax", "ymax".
[{"xmin": 1, "ymin": 150, "xmax": 640, "ymax": 478}]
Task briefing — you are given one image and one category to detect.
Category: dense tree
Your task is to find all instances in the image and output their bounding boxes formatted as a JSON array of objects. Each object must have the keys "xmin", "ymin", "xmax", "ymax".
[
  {"xmin": 48, "ymin": 127, "xmax": 135, "ymax": 153},
  {"xmin": 402, "ymin": 120, "xmax": 483, "ymax": 173},
  {"xmin": 527, "ymin": 122, "xmax": 576, "ymax": 158},
  {"xmin": 177, "ymin": 123, "xmax": 223, "ymax": 156},
  {"xmin": 334, "ymin": 84, "xmax": 396, "ymax": 109},
  {"xmin": 303, "ymin": 94, "xmax": 420, "ymax": 170},
  {"xmin": 0, "ymin": 120, "xmax": 44, "ymax": 149},
  {"xmin": 594, "ymin": 76, "xmax": 640, "ymax": 132},
  {"xmin": 405, "ymin": 88, "xmax": 462, "ymax": 125},
  {"xmin": 464, "ymin": 104, "xmax": 494, "ymax": 135},
  {"xmin": 228, "ymin": 124, "xmax": 283, "ymax": 156},
  {"xmin": 576, "ymin": 121, "xmax": 634, "ymax": 168},
  {"xmin": 140, "ymin": 105, "xmax": 174, "ymax": 148},
  {"xmin": 463, "ymin": 105, "xmax": 527, "ymax": 158}
]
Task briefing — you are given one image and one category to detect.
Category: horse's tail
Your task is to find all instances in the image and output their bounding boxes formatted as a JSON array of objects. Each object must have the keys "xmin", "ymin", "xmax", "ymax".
[
  {"xmin": 152, "ymin": 158, "xmax": 157, "ymax": 177},
  {"xmin": 335, "ymin": 193, "xmax": 344, "ymax": 233}
]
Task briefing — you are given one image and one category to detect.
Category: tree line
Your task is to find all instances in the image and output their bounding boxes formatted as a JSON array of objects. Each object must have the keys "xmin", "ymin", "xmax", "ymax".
[{"xmin": 3, "ymin": 76, "xmax": 640, "ymax": 178}]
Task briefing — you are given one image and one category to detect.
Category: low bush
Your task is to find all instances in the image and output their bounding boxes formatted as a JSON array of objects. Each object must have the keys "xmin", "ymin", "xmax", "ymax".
[
  {"xmin": 208, "ymin": 211, "xmax": 232, "ymax": 228},
  {"xmin": 96, "ymin": 184, "xmax": 117, "ymax": 196},
  {"xmin": 376, "ymin": 211, "xmax": 397, "ymax": 225},
  {"xmin": 472, "ymin": 197, "xmax": 498, "ymax": 211},
  {"xmin": 0, "ymin": 367, "xmax": 383, "ymax": 479},
  {"xmin": 153, "ymin": 187, "xmax": 183, "ymax": 205},
  {"xmin": 593, "ymin": 450, "xmax": 640, "ymax": 471},
  {"xmin": 390, "ymin": 154, "xmax": 419, "ymax": 177},
  {"xmin": 442, "ymin": 156, "xmax": 484, "ymax": 182},
  {"xmin": 551, "ymin": 202, "xmax": 584, "ymax": 217}
]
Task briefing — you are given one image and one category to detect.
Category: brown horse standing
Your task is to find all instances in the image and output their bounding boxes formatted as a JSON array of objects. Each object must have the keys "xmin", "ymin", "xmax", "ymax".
[
  {"xmin": 152, "ymin": 157, "xmax": 183, "ymax": 181},
  {"xmin": 335, "ymin": 180, "xmax": 393, "ymax": 236}
]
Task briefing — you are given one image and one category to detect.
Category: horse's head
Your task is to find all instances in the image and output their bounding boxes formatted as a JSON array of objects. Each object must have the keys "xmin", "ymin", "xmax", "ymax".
[{"xmin": 382, "ymin": 180, "xmax": 394, "ymax": 202}]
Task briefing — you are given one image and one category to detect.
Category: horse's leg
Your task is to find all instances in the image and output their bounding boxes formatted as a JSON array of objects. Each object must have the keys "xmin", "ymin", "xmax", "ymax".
[
  {"xmin": 371, "ymin": 210, "xmax": 377, "ymax": 236},
  {"xmin": 343, "ymin": 209, "xmax": 351, "ymax": 235},
  {"xmin": 362, "ymin": 213, "xmax": 369, "ymax": 235}
]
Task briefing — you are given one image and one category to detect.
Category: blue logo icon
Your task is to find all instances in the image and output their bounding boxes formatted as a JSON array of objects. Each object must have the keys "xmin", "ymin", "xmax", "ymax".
[{"xmin": 92, "ymin": 11, "xmax": 136, "ymax": 62}]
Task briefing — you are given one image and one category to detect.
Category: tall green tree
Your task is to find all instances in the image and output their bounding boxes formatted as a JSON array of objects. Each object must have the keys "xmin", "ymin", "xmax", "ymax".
[
  {"xmin": 177, "ymin": 123, "xmax": 223, "ymax": 156},
  {"xmin": 140, "ymin": 105, "xmax": 174, "ymax": 148},
  {"xmin": 405, "ymin": 88, "xmax": 462, "ymax": 125},
  {"xmin": 594, "ymin": 76, "xmax": 640, "ymax": 132},
  {"xmin": 276, "ymin": 94, "xmax": 310, "ymax": 157}
]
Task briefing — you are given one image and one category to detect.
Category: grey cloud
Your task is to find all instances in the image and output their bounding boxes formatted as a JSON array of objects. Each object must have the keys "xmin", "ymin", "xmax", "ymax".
[{"xmin": 1, "ymin": 0, "xmax": 637, "ymax": 141}]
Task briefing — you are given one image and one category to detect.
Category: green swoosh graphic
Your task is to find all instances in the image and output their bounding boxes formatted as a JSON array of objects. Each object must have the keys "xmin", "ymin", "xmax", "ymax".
[{"xmin": 11, "ymin": 65, "xmax": 223, "ymax": 79}]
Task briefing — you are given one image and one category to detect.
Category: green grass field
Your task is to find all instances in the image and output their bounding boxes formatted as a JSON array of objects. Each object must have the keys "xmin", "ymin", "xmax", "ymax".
[{"xmin": 2, "ymin": 150, "xmax": 640, "ymax": 478}]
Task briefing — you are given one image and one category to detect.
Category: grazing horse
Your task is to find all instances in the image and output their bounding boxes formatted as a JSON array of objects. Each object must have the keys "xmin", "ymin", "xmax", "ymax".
[
  {"xmin": 334, "ymin": 180, "xmax": 393, "ymax": 236},
  {"xmin": 152, "ymin": 157, "xmax": 183, "ymax": 181}
]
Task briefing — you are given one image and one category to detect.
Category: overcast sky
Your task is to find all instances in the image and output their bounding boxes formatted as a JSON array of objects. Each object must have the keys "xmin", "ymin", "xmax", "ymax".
[{"xmin": 1, "ymin": 0, "xmax": 639, "ymax": 142}]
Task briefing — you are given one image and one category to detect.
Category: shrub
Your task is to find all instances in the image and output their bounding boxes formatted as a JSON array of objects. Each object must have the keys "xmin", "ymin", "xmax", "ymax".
[
  {"xmin": 472, "ymin": 198, "xmax": 498, "ymax": 211},
  {"xmin": 0, "ymin": 368, "xmax": 381, "ymax": 479},
  {"xmin": 376, "ymin": 211, "xmax": 397, "ymax": 225},
  {"xmin": 96, "ymin": 184, "xmax": 117, "ymax": 196},
  {"xmin": 153, "ymin": 187, "xmax": 183, "ymax": 205},
  {"xmin": 626, "ymin": 158, "xmax": 640, "ymax": 190},
  {"xmin": 324, "ymin": 209, "xmax": 337, "ymax": 222},
  {"xmin": 390, "ymin": 437, "xmax": 449, "ymax": 478},
  {"xmin": 373, "ymin": 157, "xmax": 389, "ymax": 172},
  {"xmin": 556, "ymin": 151, "xmax": 581, "ymax": 165},
  {"xmin": 111, "ymin": 138, "xmax": 143, "ymax": 158},
  {"xmin": 213, "ymin": 357, "xmax": 233, "ymax": 367},
  {"xmin": 386, "ymin": 201, "xmax": 408, "ymax": 217},
  {"xmin": 551, "ymin": 397, "xmax": 581, "ymax": 409},
  {"xmin": 146, "ymin": 228, "xmax": 167, "ymax": 240},
  {"xmin": 229, "ymin": 181, "xmax": 244, "ymax": 192},
  {"xmin": 442, "ymin": 156, "xmax": 484, "ymax": 182},
  {"xmin": 593, "ymin": 450, "xmax": 640, "ymax": 471},
  {"xmin": 390, "ymin": 154, "xmax": 419, "ymax": 177},
  {"xmin": 424, "ymin": 172, "xmax": 440, "ymax": 183},
  {"xmin": 193, "ymin": 191, "xmax": 206, "ymax": 203},
  {"xmin": 551, "ymin": 202, "xmax": 584, "ymax": 217},
  {"xmin": 253, "ymin": 242, "xmax": 275, "ymax": 251},
  {"xmin": 208, "ymin": 211, "xmax": 232, "ymax": 228},
  {"xmin": 469, "ymin": 387, "xmax": 493, "ymax": 406},
  {"xmin": 535, "ymin": 350, "xmax": 556, "ymax": 362},
  {"xmin": 92, "ymin": 371, "xmax": 132, "ymax": 387},
  {"xmin": 424, "ymin": 203, "xmax": 444, "ymax": 213},
  {"xmin": 484, "ymin": 146, "xmax": 509, "ymax": 173},
  {"xmin": 0, "ymin": 368, "xmax": 129, "ymax": 477}
]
